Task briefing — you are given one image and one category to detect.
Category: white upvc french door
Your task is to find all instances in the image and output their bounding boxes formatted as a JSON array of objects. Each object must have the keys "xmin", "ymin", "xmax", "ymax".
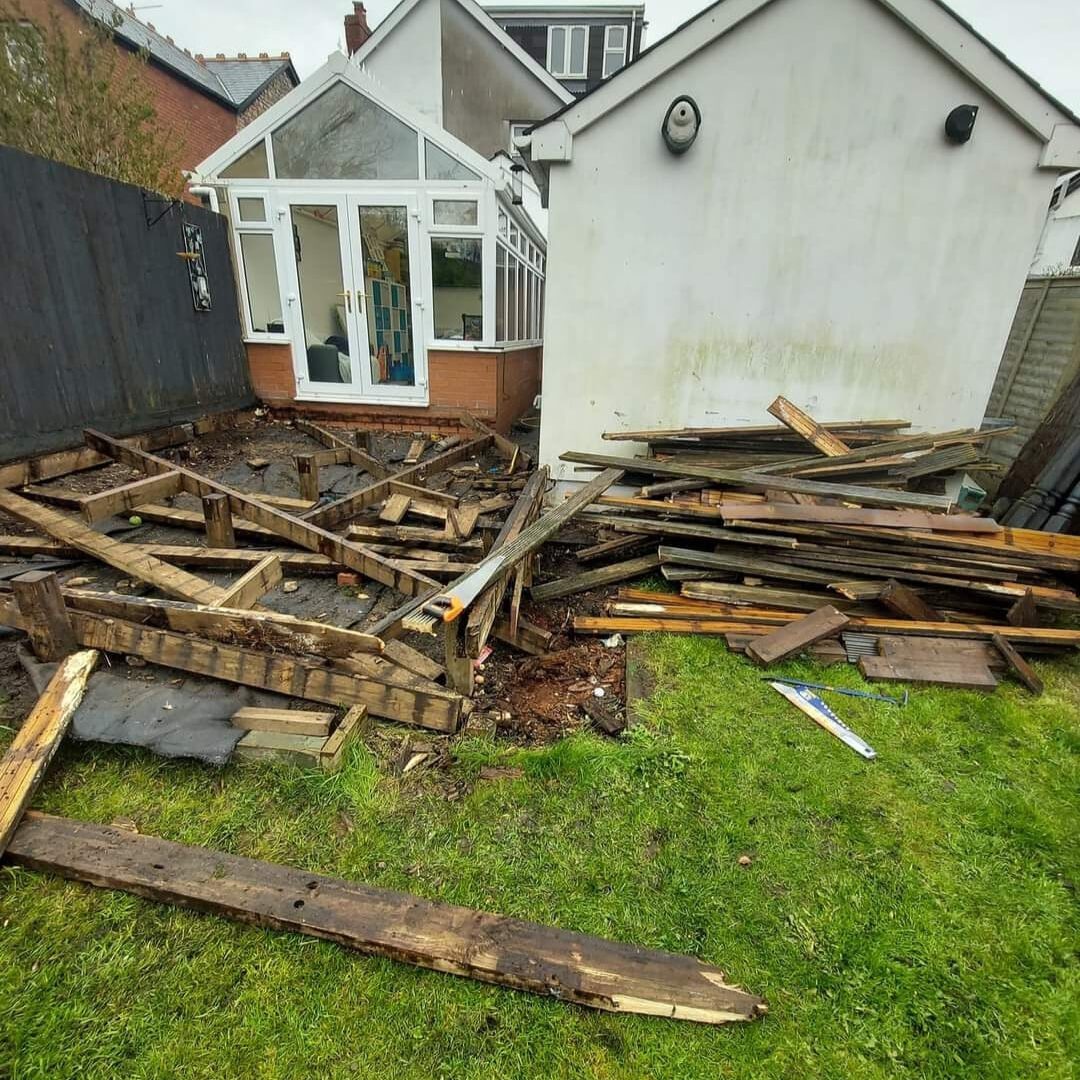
[
  {"xmin": 282, "ymin": 191, "xmax": 427, "ymax": 405},
  {"xmin": 345, "ymin": 192, "xmax": 428, "ymax": 403}
]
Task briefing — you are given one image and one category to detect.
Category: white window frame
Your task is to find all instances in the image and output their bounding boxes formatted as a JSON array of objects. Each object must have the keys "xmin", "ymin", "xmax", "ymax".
[
  {"xmin": 602, "ymin": 25, "xmax": 628, "ymax": 79},
  {"xmin": 229, "ymin": 188, "xmax": 289, "ymax": 344},
  {"xmin": 508, "ymin": 121, "xmax": 531, "ymax": 154},
  {"xmin": 426, "ymin": 192, "xmax": 487, "ymax": 346},
  {"xmin": 546, "ymin": 25, "xmax": 589, "ymax": 79}
]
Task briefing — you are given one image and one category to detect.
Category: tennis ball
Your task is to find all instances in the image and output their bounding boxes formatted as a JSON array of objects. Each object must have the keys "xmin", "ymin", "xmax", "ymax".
[{"xmin": 128, "ymin": 515, "xmax": 143, "ymax": 526}]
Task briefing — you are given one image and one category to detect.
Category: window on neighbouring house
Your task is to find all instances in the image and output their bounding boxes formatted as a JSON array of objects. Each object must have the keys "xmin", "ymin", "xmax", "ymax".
[
  {"xmin": 237, "ymin": 232, "xmax": 283, "ymax": 334},
  {"xmin": 603, "ymin": 25, "xmax": 627, "ymax": 78},
  {"xmin": 547, "ymin": 25, "xmax": 588, "ymax": 79},
  {"xmin": 431, "ymin": 237, "xmax": 483, "ymax": 341},
  {"xmin": 272, "ymin": 82, "xmax": 419, "ymax": 180}
]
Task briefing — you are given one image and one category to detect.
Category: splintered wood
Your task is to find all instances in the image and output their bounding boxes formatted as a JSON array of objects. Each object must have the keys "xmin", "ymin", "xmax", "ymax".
[{"xmin": 7, "ymin": 813, "xmax": 766, "ymax": 1024}]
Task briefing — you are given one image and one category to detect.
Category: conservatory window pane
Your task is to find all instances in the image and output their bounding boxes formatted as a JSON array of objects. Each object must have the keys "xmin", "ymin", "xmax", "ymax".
[
  {"xmin": 237, "ymin": 197, "xmax": 267, "ymax": 223},
  {"xmin": 569, "ymin": 27, "xmax": 587, "ymax": 75},
  {"xmin": 431, "ymin": 237, "xmax": 483, "ymax": 340},
  {"xmin": 496, "ymin": 245, "xmax": 506, "ymax": 341},
  {"xmin": 272, "ymin": 83, "xmax": 419, "ymax": 180},
  {"xmin": 425, "ymin": 140, "xmax": 480, "ymax": 181},
  {"xmin": 507, "ymin": 256, "xmax": 518, "ymax": 341},
  {"xmin": 238, "ymin": 233, "xmax": 283, "ymax": 334},
  {"xmin": 220, "ymin": 139, "xmax": 269, "ymax": 179},
  {"xmin": 433, "ymin": 199, "xmax": 478, "ymax": 226}
]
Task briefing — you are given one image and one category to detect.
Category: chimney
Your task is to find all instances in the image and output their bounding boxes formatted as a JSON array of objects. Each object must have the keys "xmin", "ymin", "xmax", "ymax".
[{"xmin": 344, "ymin": 3, "xmax": 372, "ymax": 55}]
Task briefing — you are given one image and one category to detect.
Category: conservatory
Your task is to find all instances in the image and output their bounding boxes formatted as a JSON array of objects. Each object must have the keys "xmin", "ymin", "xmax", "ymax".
[{"xmin": 194, "ymin": 53, "xmax": 545, "ymax": 429}]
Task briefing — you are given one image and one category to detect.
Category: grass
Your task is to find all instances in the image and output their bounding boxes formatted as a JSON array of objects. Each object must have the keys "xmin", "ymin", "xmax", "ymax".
[{"xmin": 2, "ymin": 635, "xmax": 1079, "ymax": 1079}]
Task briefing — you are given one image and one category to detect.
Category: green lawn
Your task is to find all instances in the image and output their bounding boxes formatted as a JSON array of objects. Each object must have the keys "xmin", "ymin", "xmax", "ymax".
[{"xmin": 2, "ymin": 635, "xmax": 1079, "ymax": 1079}]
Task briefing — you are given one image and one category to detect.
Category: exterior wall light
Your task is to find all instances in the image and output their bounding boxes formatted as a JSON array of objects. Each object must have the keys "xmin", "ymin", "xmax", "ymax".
[
  {"xmin": 662, "ymin": 96, "xmax": 701, "ymax": 155},
  {"xmin": 945, "ymin": 104, "xmax": 978, "ymax": 144}
]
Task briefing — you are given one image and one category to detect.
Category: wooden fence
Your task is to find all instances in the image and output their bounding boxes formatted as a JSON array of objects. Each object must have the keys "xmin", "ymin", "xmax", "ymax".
[{"xmin": 0, "ymin": 145, "xmax": 253, "ymax": 461}]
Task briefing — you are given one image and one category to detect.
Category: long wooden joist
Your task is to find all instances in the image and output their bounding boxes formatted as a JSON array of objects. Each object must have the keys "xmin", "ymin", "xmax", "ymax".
[
  {"xmin": 4, "ymin": 813, "xmax": 766, "ymax": 1025},
  {"xmin": 0, "ymin": 601, "xmax": 463, "ymax": 731},
  {"xmin": 82, "ymin": 430, "xmax": 438, "ymax": 598},
  {"xmin": 0, "ymin": 488, "xmax": 230, "ymax": 606},
  {"xmin": 560, "ymin": 451, "xmax": 953, "ymax": 510}
]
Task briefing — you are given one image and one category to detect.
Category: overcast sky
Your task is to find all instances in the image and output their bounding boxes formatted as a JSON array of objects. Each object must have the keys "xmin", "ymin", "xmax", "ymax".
[{"xmin": 137, "ymin": 0, "xmax": 1080, "ymax": 112}]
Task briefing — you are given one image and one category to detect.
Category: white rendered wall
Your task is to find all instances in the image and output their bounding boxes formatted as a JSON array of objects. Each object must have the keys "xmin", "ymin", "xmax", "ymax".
[
  {"xmin": 538, "ymin": 0, "xmax": 1062, "ymax": 480},
  {"xmin": 359, "ymin": 0, "xmax": 444, "ymax": 127}
]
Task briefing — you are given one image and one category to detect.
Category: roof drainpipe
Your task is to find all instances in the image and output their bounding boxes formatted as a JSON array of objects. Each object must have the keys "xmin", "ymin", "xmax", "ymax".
[{"xmin": 184, "ymin": 173, "xmax": 219, "ymax": 214}]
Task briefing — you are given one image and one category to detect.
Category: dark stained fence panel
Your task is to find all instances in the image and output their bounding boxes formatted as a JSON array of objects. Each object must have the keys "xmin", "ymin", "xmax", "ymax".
[{"xmin": 0, "ymin": 145, "xmax": 253, "ymax": 462}]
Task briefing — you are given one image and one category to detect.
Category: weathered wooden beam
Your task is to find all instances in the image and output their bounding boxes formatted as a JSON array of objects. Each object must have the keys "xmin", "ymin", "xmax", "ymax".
[
  {"xmin": 6, "ymin": 813, "xmax": 766, "ymax": 1023},
  {"xmin": 231, "ymin": 707, "xmax": 335, "ymax": 737},
  {"xmin": 718, "ymin": 502, "xmax": 1000, "ymax": 533},
  {"xmin": 746, "ymin": 605, "xmax": 850, "ymax": 666},
  {"xmin": 878, "ymin": 580, "xmax": 942, "ymax": 622},
  {"xmin": 465, "ymin": 468, "xmax": 549, "ymax": 659},
  {"xmin": 12, "ymin": 571, "xmax": 78, "ymax": 661},
  {"xmin": 80, "ymin": 472, "xmax": 182, "ymax": 524},
  {"xmin": 83, "ymin": 430, "xmax": 439, "ymax": 598},
  {"xmin": 443, "ymin": 617, "xmax": 474, "ymax": 696},
  {"xmin": 211, "ymin": 555, "xmax": 283, "ymax": 610},
  {"xmin": 560, "ymin": 452, "xmax": 953, "ymax": 511},
  {"xmin": 0, "ymin": 603, "xmax": 460, "ymax": 731},
  {"xmin": 305, "ymin": 435, "xmax": 493, "ymax": 529},
  {"xmin": 0, "ymin": 655, "xmax": 98, "ymax": 854},
  {"xmin": 404, "ymin": 436, "xmax": 426, "ymax": 465},
  {"xmin": 319, "ymin": 705, "xmax": 370, "ymax": 773},
  {"xmin": 766, "ymin": 397, "xmax": 851, "ymax": 456},
  {"xmin": 388, "ymin": 481, "xmax": 458, "ymax": 507},
  {"xmin": 202, "ymin": 492, "xmax": 236, "ymax": 548},
  {"xmin": 991, "ymin": 634, "xmax": 1044, "ymax": 695},
  {"xmin": 531, "ymin": 554, "xmax": 662, "ymax": 603},
  {"xmin": 295, "ymin": 454, "xmax": 320, "ymax": 504},
  {"xmin": 0, "ymin": 488, "xmax": 229, "ymax": 605},
  {"xmin": 379, "ymin": 493, "xmax": 411, "ymax": 524}
]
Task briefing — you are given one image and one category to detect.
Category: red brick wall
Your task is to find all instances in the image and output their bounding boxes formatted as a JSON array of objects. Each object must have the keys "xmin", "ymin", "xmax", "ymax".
[
  {"xmin": 21, "ymin": 0, "xmax": 239, "ymax": 175},
  {"xmin": 246, "ymin": 343, "xmax": 542, "ymax": 434}
]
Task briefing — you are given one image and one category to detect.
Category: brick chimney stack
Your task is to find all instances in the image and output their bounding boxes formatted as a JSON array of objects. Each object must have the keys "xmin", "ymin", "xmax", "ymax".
[{"xmin": 344, "ymin": 3, "xmax": 372, "ymax": 54}]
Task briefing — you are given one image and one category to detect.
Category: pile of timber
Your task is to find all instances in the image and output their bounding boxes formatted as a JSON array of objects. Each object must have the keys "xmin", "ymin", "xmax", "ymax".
[{"xmin": 534, "ymin": 398, "xmax": 1079, "ymax": 692}]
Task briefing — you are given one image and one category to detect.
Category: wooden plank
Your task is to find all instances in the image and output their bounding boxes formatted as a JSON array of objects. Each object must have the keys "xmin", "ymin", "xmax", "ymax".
[
  {"xmin": 447, "ymin": 503, "xmax": 482, "ymax": 540},
  {"xmin": 48, "ymin": 590, "xmax": 384, "ymax": 658},
  {"xmin": 532, "ymin": 554, "xmax": 662, "ymax": 602},
  {"xmin": 465, "ymin": 470, "xmax": 549, "ymax": 659},
  {"xmin": 1007, "ymin": 589, "xmax": 1038, "ymax": 627},
  {"xmin": 12, "ymin": 571, "xmax": 78, "ymax": 661},
  {"xmin": 746, "ymin": 606, "xmax": 851, "ymax": 666},
  {"xmin": 379, "ymin": 494, "xmax": 412, "ymax": 524},
  {"xmin": 320, "ymin": 705, "xmax": 370, "ymax": 772},
  {"xmin": 719, "ymin": 502, "xmax": 1000, "ymax": 533},
  {"xmin": 680, "ymin": 581, "xmax": 856, "ymax": 612},
  {"xmin": 595, "ymin": 494, "xmax": 725, "ymax": 520},
  {"xmin": 306, "ymin": 436, "xmax": 493, "ymax": 530},
  {"xmin": 404, "ymin": 437, "xmax": 426, "ymax": 465},
  {"xmin": 382, "ymin": 640, "xmax": 444, "ymax": 683},
  {"xmin": 589, "ymin": 513, "xmax": 799, "ymax": 549},
  {"xmin": 858, "ymin": 655, "xmax": 998, "ymax": 690},
  {"xmin": 602, "ymin": 420, "xmax": 909, "ymax": 441},
  {"xmin": 6, "ymin": 813, "xmax": 766, "ymax": 1023},
  {"xmin": 202, "ymin": 492, "xmax": 236, "ymax": 547},
  {"xmin": 79, "ymin": 472, "xmax": 183, "ymax": 524},
  {"xmin": 991, "ymin": 634, "xmax": 1044, "ymax": 695},
  {"xmin": 30, "ymin": 608, "xmax": 461, "ymax": 732},
  {"xmin": 560, "ymin": 452, "xmax": 953, "ymax": 510},
  {"xmin": 0, "ymin": 488, "xmax": 229, "ymax": 605},
  {"xmin": 659, "ymin": 545, "xmax": 839, "ymax": 586},
  {"xmin": 346, "ymin": 524, "xmax": 484, "ymax": 551},
  {"xmin": 767, "ymin": 397, "xmax": 851, "ymax": 455},
  {"xmin": 494, "ymin": 614, "xmax": 552, "ymax": 655},
  {"xmin": 388, "ymin": 481, "xmax": 458, "ymax": 507},
  {"xmin": 404, "ymin": 498, "xmax": 451, "ymax": 524},
  {"xmin": 878, "ymin": 580, "xmax": 942, "ymax": 622},
  {"xmin": 295, "ymin": 454, "xmax": 320, "ymax": 504},
  {"xmin": 0, "ymin": 653, "xmax": 98, "ymax": 854},
  {"xmin": 443, "ymin": 617, "xmax": 474, "ymax": 696},
  {"xmin": 0, "ymin": 424, "xmax": 193, "ymax": 490},
  {"xmin": 231, "ymin": 707, "xmax": 335, "ymax": 737},
  {"xmin": 576, "ymin": 534, "xmax": 654, "ymax": 564},
  {"xmin": 408, "ymin": 468, "xmax": 623, "ymax": 632},
  {"xmin": 211, "ymin": 555, "xmax": 283, "ymax": 610},
  {"xmin": 233, "ymin": 729, "xmax": 326, "ymax": 767},
  {"xmin": 83, "ymin": 430, "xmax": 439, "ymax": 598}
]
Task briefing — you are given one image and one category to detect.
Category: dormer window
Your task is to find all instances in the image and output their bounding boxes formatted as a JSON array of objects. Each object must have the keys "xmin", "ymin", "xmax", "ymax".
[
  {"xmin": 603, "ymin": 26, "xmax": 628, "ymax": 78},
  {"xmin": 547, "ymin": 25, "xmax": 588, "ymax": 79}
]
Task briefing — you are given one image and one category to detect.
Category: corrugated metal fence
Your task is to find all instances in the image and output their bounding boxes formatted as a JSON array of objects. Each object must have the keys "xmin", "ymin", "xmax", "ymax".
[
  {"xmin": 0, "ymin": 145, "xmax": 254, "ymax": 462},
  {"xmin": 985, "ymin": 274, "xmax": 1080, "ymax": 467}
]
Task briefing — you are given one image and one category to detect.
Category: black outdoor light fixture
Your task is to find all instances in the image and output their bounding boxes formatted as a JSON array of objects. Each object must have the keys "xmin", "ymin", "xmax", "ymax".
[
  {"xmin": 662, "ymin": 96, "xmax": 701, "ymax": 154},
  {"xmin": 945, "ymin": 104, "xmax": 979, "ymax": 144}
]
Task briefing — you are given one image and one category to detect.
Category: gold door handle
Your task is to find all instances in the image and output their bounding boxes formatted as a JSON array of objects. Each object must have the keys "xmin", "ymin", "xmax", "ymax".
[{"xmin": 337, "ymin": 289, "xmax": 352, "ymax": 312}]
